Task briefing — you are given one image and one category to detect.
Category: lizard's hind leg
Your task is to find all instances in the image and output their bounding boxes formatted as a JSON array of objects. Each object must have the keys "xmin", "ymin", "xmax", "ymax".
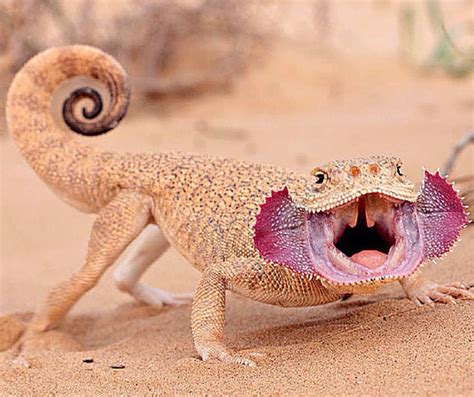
[
  {"xmin": 113, "ymin": 224, "xmax": 193, "ymax": 307},
  {"xmin": 29, "ymin": 191, "xmax": 154, "ymax": 332}
]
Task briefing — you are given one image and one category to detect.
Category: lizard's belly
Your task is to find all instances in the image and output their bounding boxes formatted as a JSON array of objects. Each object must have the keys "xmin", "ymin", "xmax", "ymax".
[
  {"xmin": 152, "ymin": 197, "xmax": 264, "ymax": 273},
  {"xmin": 152, "ymin": 208, "xmax": 209, "ymax": 272},
  {"xmin": 49, "ymin": 183, "xmax": 98, "ymax": 213},
  {"xmin": 226, "ymin": 258, "xmax": 343, "ymax": 307}
]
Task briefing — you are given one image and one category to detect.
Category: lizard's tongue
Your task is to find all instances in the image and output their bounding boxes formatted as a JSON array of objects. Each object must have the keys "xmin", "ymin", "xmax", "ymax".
[{"xmin": 350, "ymin": 250, "xmax": 387, "ymax": 269}]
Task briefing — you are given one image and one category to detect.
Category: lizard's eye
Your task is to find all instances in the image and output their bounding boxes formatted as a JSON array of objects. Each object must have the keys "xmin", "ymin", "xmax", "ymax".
[
  {"xmin": 396, "ymin": 163, "xmax": 403, "ymax": 177},
  {"xmin": 311, "ymin": 168, "xmax": 328, "ymax": 186}
]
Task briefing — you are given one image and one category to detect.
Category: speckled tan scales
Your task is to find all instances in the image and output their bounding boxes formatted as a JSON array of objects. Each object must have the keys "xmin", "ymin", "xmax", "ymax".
[{"xmin": 6, "ymin": 46, "xmax": 472, "ymax": 365}]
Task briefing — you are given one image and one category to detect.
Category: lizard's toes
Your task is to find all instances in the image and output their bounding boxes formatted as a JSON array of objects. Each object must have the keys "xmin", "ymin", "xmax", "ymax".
[
  {"xmin": 132, "ymin": 284, "xmax": 193, "ymax": 307},
  {"xmin": 159, "ymin": 291, "xmax": 194, "ymax": 306},
  {"xmin": 196, "ymin": 342, "xmax": 257, "ymax": 367},
  {"xmin": 408, "ymin": 281, "xmax": 473, "ymax": 306},
  {"xmin": 162, "ymin": 293, "xmax": 193, "ymax": 306},
  {"xmin": 218, "ymin": 354, "xmax": 256, "ymax": 367},
  {"xmin": 435, "ymin": 284, "xmax": 474, "ymax": 300},
  {"xmin": 444, "ymin": 281, "xmax": 470, "ymax": 290},
  {"xmin": 0, "ymin": 315, "xmax": 25, "ymax": 352},
  {"xmin": 20, "ymin": 329, "xmax": 83, "ymax": 352}
]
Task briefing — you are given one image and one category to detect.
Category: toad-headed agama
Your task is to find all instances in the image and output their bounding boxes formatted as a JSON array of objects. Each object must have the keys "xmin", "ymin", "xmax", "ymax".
[{"xmin": 6, "ymin": 45, "xmax": 472, "ymax": 365}]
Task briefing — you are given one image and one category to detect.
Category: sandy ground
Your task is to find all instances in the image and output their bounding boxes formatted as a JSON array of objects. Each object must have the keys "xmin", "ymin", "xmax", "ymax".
[{"xmin": 1, "ymin": 40, "xmax": 473, "ymax": 395}]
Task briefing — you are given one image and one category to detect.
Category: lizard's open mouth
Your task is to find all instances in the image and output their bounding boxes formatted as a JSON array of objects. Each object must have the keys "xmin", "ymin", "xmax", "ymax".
[
  {"xmin": 309, "ymin": 194, "xmax": 424, "ymax": 284},
  {"xmin": 254, "ymin": 189, "xmax": 425, "ymax": 285}
]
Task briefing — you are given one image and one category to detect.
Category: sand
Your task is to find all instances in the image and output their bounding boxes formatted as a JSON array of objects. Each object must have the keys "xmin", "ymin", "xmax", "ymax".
[{"xmin": 1, "ymin": 38, "xmax": 473, "ymax": 396}]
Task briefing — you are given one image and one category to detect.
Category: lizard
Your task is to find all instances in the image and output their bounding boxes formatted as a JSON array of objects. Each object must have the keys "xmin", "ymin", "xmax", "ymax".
[{"xmin": 5, "ymin": 45, "xmax": 473, "ymax": 366}]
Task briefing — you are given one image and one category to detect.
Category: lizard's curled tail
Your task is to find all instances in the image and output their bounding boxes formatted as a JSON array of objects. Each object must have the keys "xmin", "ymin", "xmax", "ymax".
[{"xmin": 6, "ymin": 45, "xmax": 131, "ymax": 212}]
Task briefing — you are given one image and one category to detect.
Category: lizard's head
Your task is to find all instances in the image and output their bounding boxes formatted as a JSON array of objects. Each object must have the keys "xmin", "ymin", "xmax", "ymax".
[{"xmin": 254, "ymin": 156, "xmax": 468, "ymax": 291}]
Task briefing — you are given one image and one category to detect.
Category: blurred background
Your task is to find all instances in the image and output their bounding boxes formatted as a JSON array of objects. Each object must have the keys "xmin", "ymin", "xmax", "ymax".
[
  {"xmin": 1, "ymin": 3, "xmax": 473, "ymax": 394},
  {"xmin": 0, "ymin": 0, "xmax": 473, "ymax": 313},
  {"xmin": 1, "ymin": 1, "xmax": 473, "ymax": 151}
]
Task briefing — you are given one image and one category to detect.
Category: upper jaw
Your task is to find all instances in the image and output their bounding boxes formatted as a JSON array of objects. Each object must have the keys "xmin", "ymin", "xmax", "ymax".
[{"xmin": 290, "ymin": 183, "xmax": 419, "ymax": 213}]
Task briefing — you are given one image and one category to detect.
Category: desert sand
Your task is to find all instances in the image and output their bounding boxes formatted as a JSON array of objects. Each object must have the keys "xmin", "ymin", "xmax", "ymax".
[{"xmin": 1, "ymin": 31, "xmax": 473, "ymax": 397}]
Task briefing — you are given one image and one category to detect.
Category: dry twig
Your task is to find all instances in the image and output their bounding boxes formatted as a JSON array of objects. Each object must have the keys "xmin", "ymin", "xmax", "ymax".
[{"xmin": 442, "ymin": 131, "xmax": 474, "ymax": 224}]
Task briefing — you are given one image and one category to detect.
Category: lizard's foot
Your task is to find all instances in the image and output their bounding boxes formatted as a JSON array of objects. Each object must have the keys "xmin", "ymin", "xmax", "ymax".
[
  {"xmin": 0, "ymin": 315, "xmax": 26, "ymax": 352},
  {"xmin": 18, "ymin": 328, "xmax": 82, "ymax": 353},
  {"xmin": 131, "ymin": 283, "xmax": 193, "ymax": 307},
  {"xmin": 402, "ymin": 276, "xmax": 473, "ymax": 306},
  {"xmin": 195, "ymin": 341, "xmax": 256, "ymax": 366}
]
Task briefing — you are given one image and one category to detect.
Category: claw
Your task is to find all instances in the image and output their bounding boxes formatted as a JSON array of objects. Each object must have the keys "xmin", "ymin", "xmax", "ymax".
[
  {"xmin": 438, "ymin": 285, "xmax": 473, "ymax": 300},
  {"xmin": 401, "ymin": 275, "xmax": 473, "ymax": 307},
  {"xmin": 196, "ymin": 341, "xmax": 257, "ymax": 367},
  {"xmin": 446, "ymin": 282, "xmax": 467, "ymax": 290},
  {"xmin": 431, "ymin": 291, "xmax": 456, "ymax": 305},
  {"xmin": 420, "ymin": 295, "xmax": 435, "ymax": 307}
]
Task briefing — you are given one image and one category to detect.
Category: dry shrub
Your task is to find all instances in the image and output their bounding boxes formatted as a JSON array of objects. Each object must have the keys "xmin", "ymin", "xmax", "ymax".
[{"xmin": 0, "ymin": 0, "xmax": 261, "ymax": 99}]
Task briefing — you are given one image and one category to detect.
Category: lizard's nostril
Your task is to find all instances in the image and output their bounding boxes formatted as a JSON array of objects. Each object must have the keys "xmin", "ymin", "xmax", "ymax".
[
  {"xmin": 369, "ymin": 164, "xmax": 379, "ymax": 175},
  {"xmin": 350, "ymin": 166, "xmax": 361, "ymax": 177}
]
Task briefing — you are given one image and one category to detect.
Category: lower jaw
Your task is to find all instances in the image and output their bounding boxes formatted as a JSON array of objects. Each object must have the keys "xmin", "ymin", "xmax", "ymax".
[
  {"xmin": 320, "ymin": 278, "xmax": 389, "ymax": 294},
  {"xmin": 322, "ymin": 240, "xmax": 419, "ymax": 284}
]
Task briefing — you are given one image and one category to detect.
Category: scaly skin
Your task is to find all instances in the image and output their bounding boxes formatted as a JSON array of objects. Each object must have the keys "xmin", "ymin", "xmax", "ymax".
[{"xmin": 6, "ymin": 46, "xmax": 473, "ymax": 365}]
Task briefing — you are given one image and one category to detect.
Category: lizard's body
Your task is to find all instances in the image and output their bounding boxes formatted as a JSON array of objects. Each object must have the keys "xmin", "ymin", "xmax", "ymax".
[{"xmin": 6, "ymin": 46, "xmax": 472, "ymax": 365}]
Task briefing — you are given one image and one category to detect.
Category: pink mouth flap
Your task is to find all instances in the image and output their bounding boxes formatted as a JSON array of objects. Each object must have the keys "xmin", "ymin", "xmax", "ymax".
[
  {"xmin": 254, "ymin": 188, "xmax": 315, "ymax": 276},
  {"xmin": 417, "ymin": 171, "xmax": 468, "ymax": 259}
]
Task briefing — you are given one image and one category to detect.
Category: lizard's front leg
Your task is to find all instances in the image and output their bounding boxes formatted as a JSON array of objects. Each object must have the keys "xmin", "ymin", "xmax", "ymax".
[
  {"xmin": 400, "ymin": 273, "xmax": 473, "ymax": 306},
  {"xmin": 191, "ymin": 263, "xmax": 256, "ymax": 366}
]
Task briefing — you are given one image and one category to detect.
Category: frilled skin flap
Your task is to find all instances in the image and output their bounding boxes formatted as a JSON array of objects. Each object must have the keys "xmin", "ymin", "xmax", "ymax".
[
  {"xmin": 253, "ymin": 188, "xmax": 314, "ymax": 276},
  {"xmin": 417, "ymin": 171, "xmax": 468, "ymax": 259}
]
